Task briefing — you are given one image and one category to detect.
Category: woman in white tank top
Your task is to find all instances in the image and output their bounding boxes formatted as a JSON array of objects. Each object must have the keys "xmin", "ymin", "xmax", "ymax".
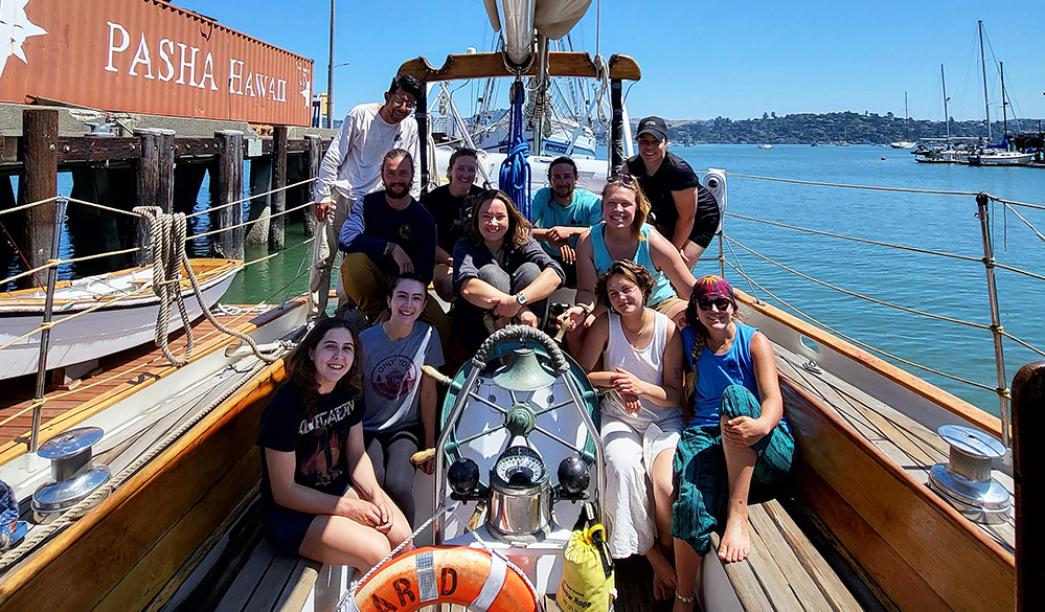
[{"xmin": 577, "ymin": 260, "xmax": 685, "ymax": 602}]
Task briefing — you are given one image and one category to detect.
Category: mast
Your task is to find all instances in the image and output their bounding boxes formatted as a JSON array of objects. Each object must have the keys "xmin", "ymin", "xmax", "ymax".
[
  {"xmin": 904, "ymin": 90, "xmax": 910, "ymax": 141},
  {"xmin": 978, "ymin": 20, "xmax": 992, "ymax": 141},
  {"xmin": 941, "ymin": 64, "xmax": 951, "ymax": 142},
  {"xmin": 327, "ymin": 0, "xmax": 335, "ymax": 129},
  {"xmin": 1000, "ymin": 61, "xmax": 1008, "ymax": 146}
]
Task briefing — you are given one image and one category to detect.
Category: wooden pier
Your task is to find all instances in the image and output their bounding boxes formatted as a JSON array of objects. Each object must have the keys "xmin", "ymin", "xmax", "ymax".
[{"xmin": 0, "ymin": 105, "xmax": 333, "ymax": 287}]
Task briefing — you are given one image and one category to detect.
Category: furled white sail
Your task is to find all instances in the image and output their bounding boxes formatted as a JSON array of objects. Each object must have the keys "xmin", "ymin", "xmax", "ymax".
[{"xmin": 483, "ymin": 0, "xmax": 591, "ymax": 67}]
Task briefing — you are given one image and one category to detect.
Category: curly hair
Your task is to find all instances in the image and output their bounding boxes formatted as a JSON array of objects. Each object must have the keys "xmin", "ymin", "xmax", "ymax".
[
  {"xmin": 595, "ymin": 260, "xmax": 655, "ymax": 312},
  {"xmin": 284, "ymin": 318, "xmax": 363, "ymax": 420},
  {"xmin": 601, "ymin": 176, "xmax": 652, "ymax": 241},
  {"xmin": 468, "ymin": 189, "xmax": 531, "ymax": 251}
]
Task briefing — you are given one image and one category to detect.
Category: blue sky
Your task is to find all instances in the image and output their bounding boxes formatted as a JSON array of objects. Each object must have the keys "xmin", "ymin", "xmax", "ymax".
[{"xmin": 178, "ymin": 1, "xmax": 1045, "ymax": 123}]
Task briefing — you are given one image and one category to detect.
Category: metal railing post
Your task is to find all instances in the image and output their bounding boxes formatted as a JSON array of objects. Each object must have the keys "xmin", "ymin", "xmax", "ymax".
[
  {"xmin": 718, "ymin": 231, "xmax": 725, "ymax": 278},
  {"xmin": 974, "ymin": 192, "xmax": 1011, "ymax": 447},
  {"xmin": 30, "ymin": 196, "xmax": 68, "ymax": 453}
]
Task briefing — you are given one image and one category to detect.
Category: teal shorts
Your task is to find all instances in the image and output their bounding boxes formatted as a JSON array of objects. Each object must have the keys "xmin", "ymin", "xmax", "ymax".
[{"xmin": 671, "ymin": 384, "xmax": 794, "ymax": 554}]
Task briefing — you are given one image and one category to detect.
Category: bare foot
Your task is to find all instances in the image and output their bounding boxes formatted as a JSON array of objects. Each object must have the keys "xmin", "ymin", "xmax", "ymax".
[
  {"xmin": 647, "ymin": 547, "xmax": 678, "ymax": 601},
  {"xmin": 718, "ymin": 511, "xmax": 751, "ymax": 564}
]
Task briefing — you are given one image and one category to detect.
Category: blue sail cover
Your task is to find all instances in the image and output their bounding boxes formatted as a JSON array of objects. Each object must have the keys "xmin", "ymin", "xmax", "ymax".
[{"xmin": 499, "ymin": 82, "xmax": 532, "ymax": 220}]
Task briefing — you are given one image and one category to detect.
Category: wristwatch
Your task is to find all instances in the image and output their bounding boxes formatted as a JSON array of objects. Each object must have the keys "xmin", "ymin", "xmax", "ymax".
[{"xmin": 515, "ymin": 293, "xmax": 528, "ymax": 306}]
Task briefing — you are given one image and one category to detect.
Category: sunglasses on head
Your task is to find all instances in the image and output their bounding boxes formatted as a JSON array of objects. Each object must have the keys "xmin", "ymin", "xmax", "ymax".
[
  {"xmin": 697, "ymin": 297, "xmax": 732, "ymax": 311},
  {"xmin": 607, "ymin": 174, "xmax": 638, "ymax": 187}
]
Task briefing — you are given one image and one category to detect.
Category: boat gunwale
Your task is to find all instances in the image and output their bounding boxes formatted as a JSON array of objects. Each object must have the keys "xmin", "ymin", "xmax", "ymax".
[
  {"xmin": 0, "ymin": 259, "xmax": 241, "ymax": 312},
  {"xmin": 0, "ymin": 298, "xmax": 304, "ymax": 465},
  {"xmin": 780, "ymin": 371, "xmax": 1014, "ymax": 566},
  {"xmin": 0, "ymin": 348, "xmax": 289, "ymax": 607},
  {"xmin": 734, "ymin": 288, "xmax": 1003, "ymax": 438}
]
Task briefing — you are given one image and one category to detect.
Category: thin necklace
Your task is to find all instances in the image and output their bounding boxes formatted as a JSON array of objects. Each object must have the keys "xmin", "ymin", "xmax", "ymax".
[{"xmin": 621, "ymin": 310, "xmax": 652, "ymax": 345}]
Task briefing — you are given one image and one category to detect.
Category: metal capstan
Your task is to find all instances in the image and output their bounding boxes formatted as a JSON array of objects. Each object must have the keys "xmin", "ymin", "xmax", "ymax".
[{"xmin": 929, "ymin": 425, "xmax": 1011, "ymax": 524}]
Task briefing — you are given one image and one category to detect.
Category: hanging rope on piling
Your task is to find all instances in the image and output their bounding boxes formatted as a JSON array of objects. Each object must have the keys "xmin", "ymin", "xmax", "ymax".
[
  {"xmin": 499, "ymin": 79, "xmax": 532, "ymax": 220},
  {"xmin": 134, "ymin": 206, "xmax": 278, "ymax": 365}
]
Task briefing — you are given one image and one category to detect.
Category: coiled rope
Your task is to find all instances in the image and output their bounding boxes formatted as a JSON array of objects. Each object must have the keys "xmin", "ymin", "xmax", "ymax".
[
  {"xmin": 499, "ymin": 80, "xmax": 532, "ymax": 220},
  {"xmin": 133, "ymin": 206, "xmax": 278, "ymax": 365}
]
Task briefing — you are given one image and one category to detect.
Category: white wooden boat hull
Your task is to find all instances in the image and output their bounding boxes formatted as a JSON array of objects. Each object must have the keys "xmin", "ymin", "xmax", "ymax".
[
  {"xmin": 969, "ymin": 152, "xmax": 1035, "ymax": 166},
  {"xmin": 0, "ymin": 264, "xmax": 240, "ymax": 380}
]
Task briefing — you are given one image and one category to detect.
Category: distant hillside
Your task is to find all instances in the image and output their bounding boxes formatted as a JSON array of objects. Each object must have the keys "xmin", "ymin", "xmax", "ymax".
[{"xmin": 649, "ymin": 112, "xmax": 1044, "ymax": 144}]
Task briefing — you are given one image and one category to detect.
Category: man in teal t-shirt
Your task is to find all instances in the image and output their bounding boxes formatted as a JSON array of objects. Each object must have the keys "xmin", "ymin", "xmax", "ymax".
[{"xmin": 531, "ymin": 156, "xmax": 603, "ymax": 286}]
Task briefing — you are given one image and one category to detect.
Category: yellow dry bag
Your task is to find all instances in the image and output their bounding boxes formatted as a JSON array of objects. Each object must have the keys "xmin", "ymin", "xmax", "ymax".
[{"xmin": 556, "ymin": 523, "xmax": 615, "ymax": 612}]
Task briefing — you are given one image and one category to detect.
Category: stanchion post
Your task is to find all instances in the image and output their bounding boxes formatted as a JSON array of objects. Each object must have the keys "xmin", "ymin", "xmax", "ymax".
[
  {"xmin": 30, "ymin": 197, "xmax": 68, "ymax": 452},
  {"xmin": 974, "ymin": 192, "xmax": 1011, "ymax": 447}
]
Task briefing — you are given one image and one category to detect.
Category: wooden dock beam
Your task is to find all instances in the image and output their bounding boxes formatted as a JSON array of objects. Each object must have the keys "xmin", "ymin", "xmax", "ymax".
[
  {"xmin": 303, "ymin": 134, "xmax": 321, "ymax": 238},
  {"xmin": 269, "ymin": 126, "xmax": 288, "ymax": 250},
  {"xmin": 20, "ymin": 109, "xmax": 58, "ymax": 287},
  {"xmin": 1013, "ymin": 360, "xmax": 1045, "ymax": 611},
  {"xmin": 209, "ymin": 130, "xmax": 245, "ymax": 260},
  {"xmin": 134, "ymin": 128, "xmax": 176, "ymax": 265}
]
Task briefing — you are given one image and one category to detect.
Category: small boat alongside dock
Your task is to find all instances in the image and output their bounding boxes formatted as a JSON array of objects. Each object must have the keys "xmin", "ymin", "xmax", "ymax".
[{"xmin": 0, "ymin": 258, "xmax": 241, "ymax": 380}]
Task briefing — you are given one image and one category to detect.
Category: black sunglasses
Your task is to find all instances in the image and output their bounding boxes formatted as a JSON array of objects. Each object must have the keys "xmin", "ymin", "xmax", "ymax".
[{"xmin": 697, "ymin": 297, "xmax": 733, "ymax": 311}]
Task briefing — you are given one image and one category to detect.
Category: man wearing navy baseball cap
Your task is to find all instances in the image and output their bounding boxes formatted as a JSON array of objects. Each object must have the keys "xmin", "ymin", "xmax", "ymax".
[{"xmin": 624, "ymin": 116, "xmax": 720, "ymax": 270}]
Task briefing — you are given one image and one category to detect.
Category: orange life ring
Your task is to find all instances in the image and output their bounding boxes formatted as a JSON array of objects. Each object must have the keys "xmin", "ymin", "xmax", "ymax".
[{"xmin": 353, "ymin": 545, "xmax": 538, "ymax": 612}]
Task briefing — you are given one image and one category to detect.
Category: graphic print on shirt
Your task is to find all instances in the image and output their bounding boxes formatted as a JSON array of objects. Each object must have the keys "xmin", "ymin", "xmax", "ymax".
[
  {"xmin": 370, "ymin": 354, "xmax": 417, "ymax": 401},
  {"xmin": 296, "ymin": 401, "xmax": 353, "ymax": 488}
]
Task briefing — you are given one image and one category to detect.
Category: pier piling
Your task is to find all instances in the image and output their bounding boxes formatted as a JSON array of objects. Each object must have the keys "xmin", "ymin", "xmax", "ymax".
[
  {"xmin": 135, "ymin": 129, "xmax": 176, "ymax": 264},
  {"xmin": 304, "ymin": 134, "xmax": 321, "ymax": 238},
  {"xmin": 20, "ymin": 109, "xmax": 59, "ymax": 288},
  {"xmin": 246, "ymin": 157, "xmax": 272, "ymax": 247},
  {"xmin": 269, "ymin": 126, "xmax": 289, "ymax": 250},
  {"xmin": 210, "ymin": 130, "xmax": 245, "ymax": 260}
]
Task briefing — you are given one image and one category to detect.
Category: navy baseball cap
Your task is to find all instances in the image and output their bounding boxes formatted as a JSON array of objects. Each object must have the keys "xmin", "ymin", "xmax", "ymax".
[{"xmin": 636, "ymin": 116, "xmax": 668, "ymax": 140}]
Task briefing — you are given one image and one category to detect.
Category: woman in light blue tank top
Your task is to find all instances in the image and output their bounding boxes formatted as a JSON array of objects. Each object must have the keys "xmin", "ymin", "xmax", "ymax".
[
  {"xmin": 670, "ymin": 275, "xmax": 795, "ymax": 610},
  {"xmin": 564, "ymin": 177, "xmax": 697, "ymax": 352}
]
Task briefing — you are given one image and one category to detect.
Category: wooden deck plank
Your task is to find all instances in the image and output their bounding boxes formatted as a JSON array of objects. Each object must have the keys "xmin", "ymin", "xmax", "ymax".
[
  {"xmin": 762, "ymin": 501, "xmax": 863, "ymax": 611},
  {"xmin": 747, "ymin": 503, "xmax": 833, "ymax": 612},
  {"xmin": 711, "ymin": 531, "xmax": 774, "ymax": 611},
  {"xmin": 244, "ymin": 554, "xmax": 300, "ymax": 611},
  {"xmin": 744, "ymin": 518, "xmax": 805, "ymax": 611},
  {"xmin": 272, "ymin": 560, "xmax": 320, "ymax": 612},
  {"xmin": 214, "ymin": 540, "xmax": 278, "ymax": 612}
]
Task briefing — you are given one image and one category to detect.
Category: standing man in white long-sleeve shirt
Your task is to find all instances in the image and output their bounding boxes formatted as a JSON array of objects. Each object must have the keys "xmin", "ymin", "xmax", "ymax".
[{"xmin": 309, "ymin": 74, "xmax": 423, "ymax": 320}]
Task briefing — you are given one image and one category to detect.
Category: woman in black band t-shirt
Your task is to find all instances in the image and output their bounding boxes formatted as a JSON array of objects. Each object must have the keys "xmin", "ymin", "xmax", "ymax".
[{"xmin": 258, "ymin": 318, "xmax": 412, "ymax": 567}]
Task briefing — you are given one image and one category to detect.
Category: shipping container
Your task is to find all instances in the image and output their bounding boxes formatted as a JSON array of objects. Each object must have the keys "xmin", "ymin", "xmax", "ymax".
[{"xmin": 0, "ymin": 0, "xmax": 313, "ymax": 126}]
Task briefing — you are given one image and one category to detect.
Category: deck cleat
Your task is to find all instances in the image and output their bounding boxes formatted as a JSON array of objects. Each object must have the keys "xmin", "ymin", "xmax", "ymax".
[
  {"xmin": 928, "ymin": 425, "xmax": 1011, "ymax": 524},
  {"xmin": 31, "ymin": 426, "xmax": 111, "ymax": 523}
]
